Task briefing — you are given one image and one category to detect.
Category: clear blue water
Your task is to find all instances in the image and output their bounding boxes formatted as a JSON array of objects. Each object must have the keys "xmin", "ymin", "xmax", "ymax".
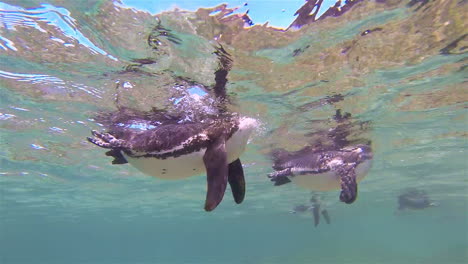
[{"xmin": 0, "ymin": 1, "xmax": 467, "ymax": 263}]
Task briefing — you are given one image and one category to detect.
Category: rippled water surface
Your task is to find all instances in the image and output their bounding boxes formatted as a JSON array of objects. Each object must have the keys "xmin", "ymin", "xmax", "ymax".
[{"xmin": 1, "ymin": 0, "xmax": 467, "ymax": 263}]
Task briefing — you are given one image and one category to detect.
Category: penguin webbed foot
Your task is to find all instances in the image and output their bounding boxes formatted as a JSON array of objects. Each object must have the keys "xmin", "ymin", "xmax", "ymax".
[
  {"xmin": 203, "ymin": 136, "xmax": 228, "ymax": 212},
  {"xmin": 105, "ymin": 149, "xmax": 128, "ymax": 164},
  {"xmin": 87, "ymin": 130, "xmax": 125, "ymax": 149},
  {"xmin": 228, "ymin": 159, "xmax": 246, "ymax": 204},
  {"xmin": 338, "ymin": 164, "xmax": 358, "ymax": 204},
  {"xmin": 268, "ymin": 168, "xmax": 292, "ymax": 186},
  {"xmin": 321, "ymin": 209, "xmax": 331, "ymax": 224}
]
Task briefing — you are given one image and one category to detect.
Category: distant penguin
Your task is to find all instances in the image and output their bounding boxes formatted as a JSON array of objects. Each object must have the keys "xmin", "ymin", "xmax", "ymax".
[
  {"xmin": 397, "ymin": 189, "xmax": 437, "ymax": 211},
  {"xmin": 291, "ymin": 195, "xmax": 331, "ymax": 227},
  {"xmin": 310, "ymin": 195, "xmax": 331, "ymax": 227}
]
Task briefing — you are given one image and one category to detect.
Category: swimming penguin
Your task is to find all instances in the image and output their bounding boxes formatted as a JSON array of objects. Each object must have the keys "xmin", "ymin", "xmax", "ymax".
[
  {"xmin": 87, "ymin": 45, "xmax": 257, "ymax": 211},
  {"xmin": 397, "ymin": 189, "xmax": 438, "ymax": 211},
  {"xmin": 267, "ymin": 110, "xmax": 373, "ymax": 204},
  {"xmin": 268, "ymin": 144, "xmax": 372, "ymax": 204},
  {"xmin": 291, "ymin": 204, "xmax": 310, "ymax": 214},
  {"xmin": 291, "ymin": 194, "xmax": 331, "ymax": 227},
  {"xmin": 310, "ymin": 195, "xmax": 331, "ymax": 226}
]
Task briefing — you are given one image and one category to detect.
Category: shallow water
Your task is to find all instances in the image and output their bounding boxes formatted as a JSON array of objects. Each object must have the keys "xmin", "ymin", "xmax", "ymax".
[{"xmin": 0, "ymin": 0, "xmax": 467, "ymax": 263}]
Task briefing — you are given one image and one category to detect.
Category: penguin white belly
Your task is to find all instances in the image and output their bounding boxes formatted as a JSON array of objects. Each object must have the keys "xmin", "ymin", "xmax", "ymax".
[
  {"xmin": 226, "ymin": 117, "xmax": 257, "ymax": 162},
  {"xmin": 124, "ymin": 117, "xmax": 257, "ymax": 180},
  {"xmin": 124, "ymin": 150, "xmax": 206, "ymax": 180},
  {"xmin": 290, "ymin": 160, "xmax": 372, "ymax": 191}
]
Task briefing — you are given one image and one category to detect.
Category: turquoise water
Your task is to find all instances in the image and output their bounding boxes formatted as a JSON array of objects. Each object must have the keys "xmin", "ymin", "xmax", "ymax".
[{"xmin": 1, "ymin": 0, "xmax": 467, "ymax": 263}]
